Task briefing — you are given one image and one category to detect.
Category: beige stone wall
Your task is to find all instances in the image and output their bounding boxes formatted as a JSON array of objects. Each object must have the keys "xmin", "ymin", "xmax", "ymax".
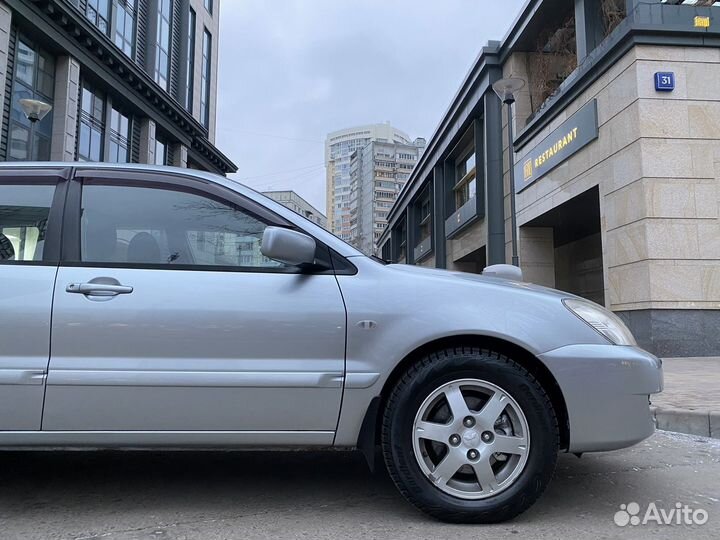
[
  {"xmin": 417, "ymin": 254, "xmax": 435, "ymax": 268},
  {"xmin": 508, "ymin": 45, "xmax": 720, "ymax": 312},
  {"xmin": 518, "ymin": 227, "xmax": 555, "ymax": 287},
  {"xmin": 170, "ymin": 143, "xmax": 189, "ymax": 167},
  {"xmin": 139, "ymin": 118, "xmax": 157, "ymax": 164},
  {"xmin": 50, "ymin": 56, "xmax": 81, "ymax": 161},
  {"xmin": 447, "ymin": 218, "xmax": 488, "ymax": 266},
  {"xmin": 555, "ymin": 233, "xmax": 604, "ymax": 306}
]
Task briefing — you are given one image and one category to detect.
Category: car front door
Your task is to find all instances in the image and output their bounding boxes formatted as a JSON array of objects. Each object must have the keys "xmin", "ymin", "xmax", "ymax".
[
  {"xmin": 43, "ymin": 170, "xmax": 346, "ymax": 445},
  {"xmin": 0, "ymin": 168, "xmax": 67, "ymax": 431}
]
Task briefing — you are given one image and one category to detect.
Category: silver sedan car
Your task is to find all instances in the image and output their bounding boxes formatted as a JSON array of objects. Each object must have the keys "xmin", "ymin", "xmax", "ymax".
[{"xmin": 1, "ymin": 163, "xmax": 662, "ymax": 523}]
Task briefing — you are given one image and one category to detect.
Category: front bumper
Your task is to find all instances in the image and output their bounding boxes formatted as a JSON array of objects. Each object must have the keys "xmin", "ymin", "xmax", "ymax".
[{"xmin": 539, "ymin": 344, "xmax": 663, "ymax": 453}]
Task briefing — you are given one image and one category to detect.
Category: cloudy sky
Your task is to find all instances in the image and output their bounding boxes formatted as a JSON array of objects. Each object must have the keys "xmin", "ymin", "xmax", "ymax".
[{"xmin": 216, "ymin": 0, "xmax": 525, "ymax": 212}]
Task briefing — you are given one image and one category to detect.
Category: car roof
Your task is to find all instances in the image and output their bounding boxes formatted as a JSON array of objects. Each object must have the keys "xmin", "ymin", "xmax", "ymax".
[{"xmin": 0, "ymin": 162, "xmax": 365, "ymax": 258}]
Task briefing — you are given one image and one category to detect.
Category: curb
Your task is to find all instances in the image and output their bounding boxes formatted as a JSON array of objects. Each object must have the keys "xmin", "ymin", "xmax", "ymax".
[{"xmin": 651, "ymin": 406, "xmax": 720, "ymax": 439}]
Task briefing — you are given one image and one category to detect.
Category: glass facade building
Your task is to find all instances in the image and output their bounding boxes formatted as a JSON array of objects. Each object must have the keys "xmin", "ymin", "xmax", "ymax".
[
  {"xmin": 0, "ymin": 0, "xmax": 234, "ymax": 174},
  {"xmin": 7, "ymin": 36, "xmax": 54, "ymax": 161}
]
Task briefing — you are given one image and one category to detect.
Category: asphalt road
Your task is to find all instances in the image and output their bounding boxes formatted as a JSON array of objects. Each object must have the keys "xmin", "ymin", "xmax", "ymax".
[{"xmin": 0, "ymin": 431, "xmax": 718, "ymax": 540}]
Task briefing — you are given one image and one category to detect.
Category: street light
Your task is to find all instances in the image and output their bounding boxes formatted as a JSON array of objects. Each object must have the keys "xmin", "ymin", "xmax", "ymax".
[
  {"xmin": 18, "ymin": 99, "xmax": 52, "ymax": 161},
  {"xmin": 18, "ymin": 98, "xmax": 52, "ymax": 123},
  {"xmin": 492, "ymin": 77, "xmax": 525, "ymax": 268}
]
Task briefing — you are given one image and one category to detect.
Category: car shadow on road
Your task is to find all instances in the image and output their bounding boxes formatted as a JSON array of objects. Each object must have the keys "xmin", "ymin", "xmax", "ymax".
[
  {"xmin": 0, "ymin": 433, "xmax": 715, "ymax": 539},
  {"xmin": 0, "ymin": 447, "xmax": 643, "ymax": 519},
  {"xmin": 0, "ymin": 449, "xmax": 410, "ymax": 517}
]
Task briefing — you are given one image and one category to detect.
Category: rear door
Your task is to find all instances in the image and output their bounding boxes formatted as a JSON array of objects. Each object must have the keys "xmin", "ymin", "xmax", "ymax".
[
  {"xmin": 0, "ymin": 168, "xmax": 68, "ymax": 430},
  {"xmin": 43, "ymin": 170, "xmax": 346, "ymax": 444}
]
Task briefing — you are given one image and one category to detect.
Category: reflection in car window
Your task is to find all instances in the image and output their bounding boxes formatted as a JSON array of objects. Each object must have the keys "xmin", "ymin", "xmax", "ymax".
[
  {"xmin": 0, "ymin": 184, "xmax": 55, "ymax": 262},
  {"xmin": 80, "ymin": 183, "xmax": 286, "ymax": 268}
]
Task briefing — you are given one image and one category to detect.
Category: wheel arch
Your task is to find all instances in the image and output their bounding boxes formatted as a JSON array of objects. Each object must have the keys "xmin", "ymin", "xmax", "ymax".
[{"xmin": 357, "ymin": 334, "xmax": 570, "ymax": 470}]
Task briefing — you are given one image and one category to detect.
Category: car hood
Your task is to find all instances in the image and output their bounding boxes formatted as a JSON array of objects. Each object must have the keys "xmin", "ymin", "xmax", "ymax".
[
  {"xmin": 385, "ymin": 263, "xmax": 576, "ymax": 302},
  {"xmin": 337, "ymin": 257, "xmax": 610, "ymax": 352}
]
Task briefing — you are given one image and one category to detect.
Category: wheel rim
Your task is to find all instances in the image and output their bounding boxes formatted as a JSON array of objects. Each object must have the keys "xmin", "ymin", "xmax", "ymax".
[{"xmin": 411, "ymin": 378, "xmax": 530, "ymax": 500}]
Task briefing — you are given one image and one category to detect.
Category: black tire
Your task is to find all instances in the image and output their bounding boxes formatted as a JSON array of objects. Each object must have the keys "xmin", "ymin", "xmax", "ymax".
[{"xmin": 381, "ymin": 347, "xmax": 559, "ymax": 523}]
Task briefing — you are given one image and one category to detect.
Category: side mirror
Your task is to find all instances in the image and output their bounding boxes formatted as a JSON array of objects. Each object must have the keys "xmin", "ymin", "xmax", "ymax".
[
  {"xmin": 261, "ymin": 226, "xmax": 317, "ymax": 267},
  {"xmin": 482, "ymin": 264, "xmax": 523, "ymax": 281}
]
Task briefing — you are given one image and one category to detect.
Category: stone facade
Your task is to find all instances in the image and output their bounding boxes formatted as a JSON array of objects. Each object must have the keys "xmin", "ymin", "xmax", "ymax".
[
  {"xmin": 139, "ymin": 119, "xmax": 157, "ymax": 165},
  {"xmin": 377, "ymin": 1, "xmax": 720, "ymax": 357},
  {"xmin": 507, "ymin": 45, "xmax": 720, "ymax": 354},
  {"xmin": 50, "ymin": 56, "xmax": 81, "ymax": 162},
  {"xmin": 446, "ymin": 219, "xmax": 488, "ymax": 272}
]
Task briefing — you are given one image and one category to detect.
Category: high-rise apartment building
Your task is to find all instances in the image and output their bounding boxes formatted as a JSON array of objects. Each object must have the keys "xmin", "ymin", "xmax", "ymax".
[
  {"xmin": 325, "ymin": 123, "xmax": 412, "ymax": 242},
  {"xmin": 262, "ymin": 190, "xmax": 327, "ymax": 230},
  {"xmin": 0, "ymin": 0, "xmax": 235, "ymax": 174},
  {"xmin": 348, "ymin": 138, "xmax": 425, "ymax": 255}
]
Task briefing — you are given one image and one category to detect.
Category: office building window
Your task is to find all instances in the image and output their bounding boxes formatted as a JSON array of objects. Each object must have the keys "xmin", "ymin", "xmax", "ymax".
[
  {"xmin": 416, "ymin": 185, "xmax": 432, "ymax": 245},
  {"xmin": 86, "ymin": 0, "xmax": 111, "ymax": 34},
  {"xmin": 200, "ymin": 29, "xmax": 211, "ymax": 128},
  {"xmin": 185, "ymin": 8, "xmax": 196, "ymax": 112},
  {"xmin": 114, "ymin": 0, "xmax": 136, "ymax": 57},
  {"xmin": 77, "ymin": 82, "xmax": 106, "ymax": 162},
  {"xmin": 204, "ymin": 0, "xmax": 212, "ymax": 15},
  {"xmin": 392, "ymin": 219, "xmax": 407, "ymax": 262},
  {"xmin": 107, "ymin": 107, "xmax": 131, "ymax": 163},
  {"xmin": 8, "ymin": 37, "xmax": 54, "ymax": 161},
  {"xmin": 154, "ymin": 0, "xmax": 173, "ymax": 90},
  {"xmin": 381, "ymin": 240, "xmax": 392, "ymax": 262},
  {"xmin": 76, "ymin": 80, "xmax": 135, "ymax": 163},
  {"xmin": 454, "ymin": 144, "xmax": 476, "ymax": 209}
]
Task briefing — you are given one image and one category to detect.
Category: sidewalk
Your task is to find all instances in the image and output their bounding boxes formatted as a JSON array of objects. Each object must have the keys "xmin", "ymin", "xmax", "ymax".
[{"xmin": 651, "ymin": 357, "xmax": 720, "ymax": 439}]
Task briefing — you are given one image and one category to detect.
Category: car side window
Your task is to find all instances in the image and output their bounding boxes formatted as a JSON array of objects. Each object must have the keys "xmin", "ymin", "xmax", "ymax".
[
  {"xmin": 80, "ymin": 183, "xmax": 287, "ymax": 269},
  {"xmin": 0, "ymin": 183, "xmax": 55, "ymax": 262}
]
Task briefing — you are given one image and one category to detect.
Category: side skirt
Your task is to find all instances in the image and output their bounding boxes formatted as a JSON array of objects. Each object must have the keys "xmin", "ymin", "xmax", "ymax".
[{"xmin": 0, "ymin": 430, "xmax": 335, "ymax": 449}]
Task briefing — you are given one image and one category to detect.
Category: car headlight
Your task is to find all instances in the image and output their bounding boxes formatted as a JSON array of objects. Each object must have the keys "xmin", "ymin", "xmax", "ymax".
[{"xmin": 563, "ymin": 298, "xmax": 637, "ymax": 346}]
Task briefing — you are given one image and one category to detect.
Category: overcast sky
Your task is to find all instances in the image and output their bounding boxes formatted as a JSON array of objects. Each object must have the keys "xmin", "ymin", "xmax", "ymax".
[{"xmin": 216, "ymin": 0, "xmax": 525, "ymax": 212}]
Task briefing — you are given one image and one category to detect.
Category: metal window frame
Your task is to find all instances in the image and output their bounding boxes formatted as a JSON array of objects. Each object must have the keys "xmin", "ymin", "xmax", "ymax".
[
  {"xmin": 200, "ymin": 27, "xmax": 212, "ymax": 129},
  {"xmin": 185, "ymin": 6, "xmax": 196, "ymax": 112},
  {"xmin": 60, "ymin": 168, "xmax": 354, "ymax": 275}
]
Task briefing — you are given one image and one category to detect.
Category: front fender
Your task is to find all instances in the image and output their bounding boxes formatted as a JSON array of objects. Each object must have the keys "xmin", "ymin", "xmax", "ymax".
[{"xmin": 332, "ymin": 258, "xmax": 606, "ymax": 447}]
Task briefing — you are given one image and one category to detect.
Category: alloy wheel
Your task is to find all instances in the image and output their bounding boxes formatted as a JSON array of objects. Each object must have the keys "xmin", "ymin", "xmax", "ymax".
[{"xmin": 412, "ymin": 378, "xmax": 530, "ymax": 500}]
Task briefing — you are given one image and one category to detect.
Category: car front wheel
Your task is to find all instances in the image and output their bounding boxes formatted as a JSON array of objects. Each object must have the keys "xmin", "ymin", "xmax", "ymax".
[{"xmin": 381, "ymin": 347, "xmax": 559, "ymax": 523}]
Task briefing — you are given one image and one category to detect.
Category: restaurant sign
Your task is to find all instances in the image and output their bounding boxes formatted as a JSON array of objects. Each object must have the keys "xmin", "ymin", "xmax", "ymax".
[{"xmin": 514, "ymin": 99, "xmax": 598, "ymax": 193}]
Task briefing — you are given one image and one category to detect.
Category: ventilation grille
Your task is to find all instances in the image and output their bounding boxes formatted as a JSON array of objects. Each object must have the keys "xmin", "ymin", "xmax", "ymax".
[
  {"xmin": 136, "ymin": 0, "xmax": 149, "ymax": 69},
  {"xmin": 169, "ymin": 0, "xmax": 182, "ymax": 101}
]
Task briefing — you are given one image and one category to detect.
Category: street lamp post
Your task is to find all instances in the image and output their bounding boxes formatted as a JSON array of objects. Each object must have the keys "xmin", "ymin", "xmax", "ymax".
[
  {"xmin": 491, "ymin": 77, "xmax": 525, "ymax": 268},
  {"xmin": 19, "ymin": 99, "xmax": 53, "ymax": 124},
  {"xmin": 18, "ymin": 98, "xmax": 52, "ymax": 160}
]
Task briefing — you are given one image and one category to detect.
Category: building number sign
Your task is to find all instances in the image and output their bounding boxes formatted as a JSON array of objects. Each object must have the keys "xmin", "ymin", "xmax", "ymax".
[{"xmin": 654, "ymin": 72, "xmax": 675, "ymax": 92}]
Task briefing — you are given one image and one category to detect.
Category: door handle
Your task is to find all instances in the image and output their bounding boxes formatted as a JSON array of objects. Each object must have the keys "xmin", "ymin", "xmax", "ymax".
[{"xmin": 66, "ymin": 282, "xmax": 134, "ymax": 296}]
